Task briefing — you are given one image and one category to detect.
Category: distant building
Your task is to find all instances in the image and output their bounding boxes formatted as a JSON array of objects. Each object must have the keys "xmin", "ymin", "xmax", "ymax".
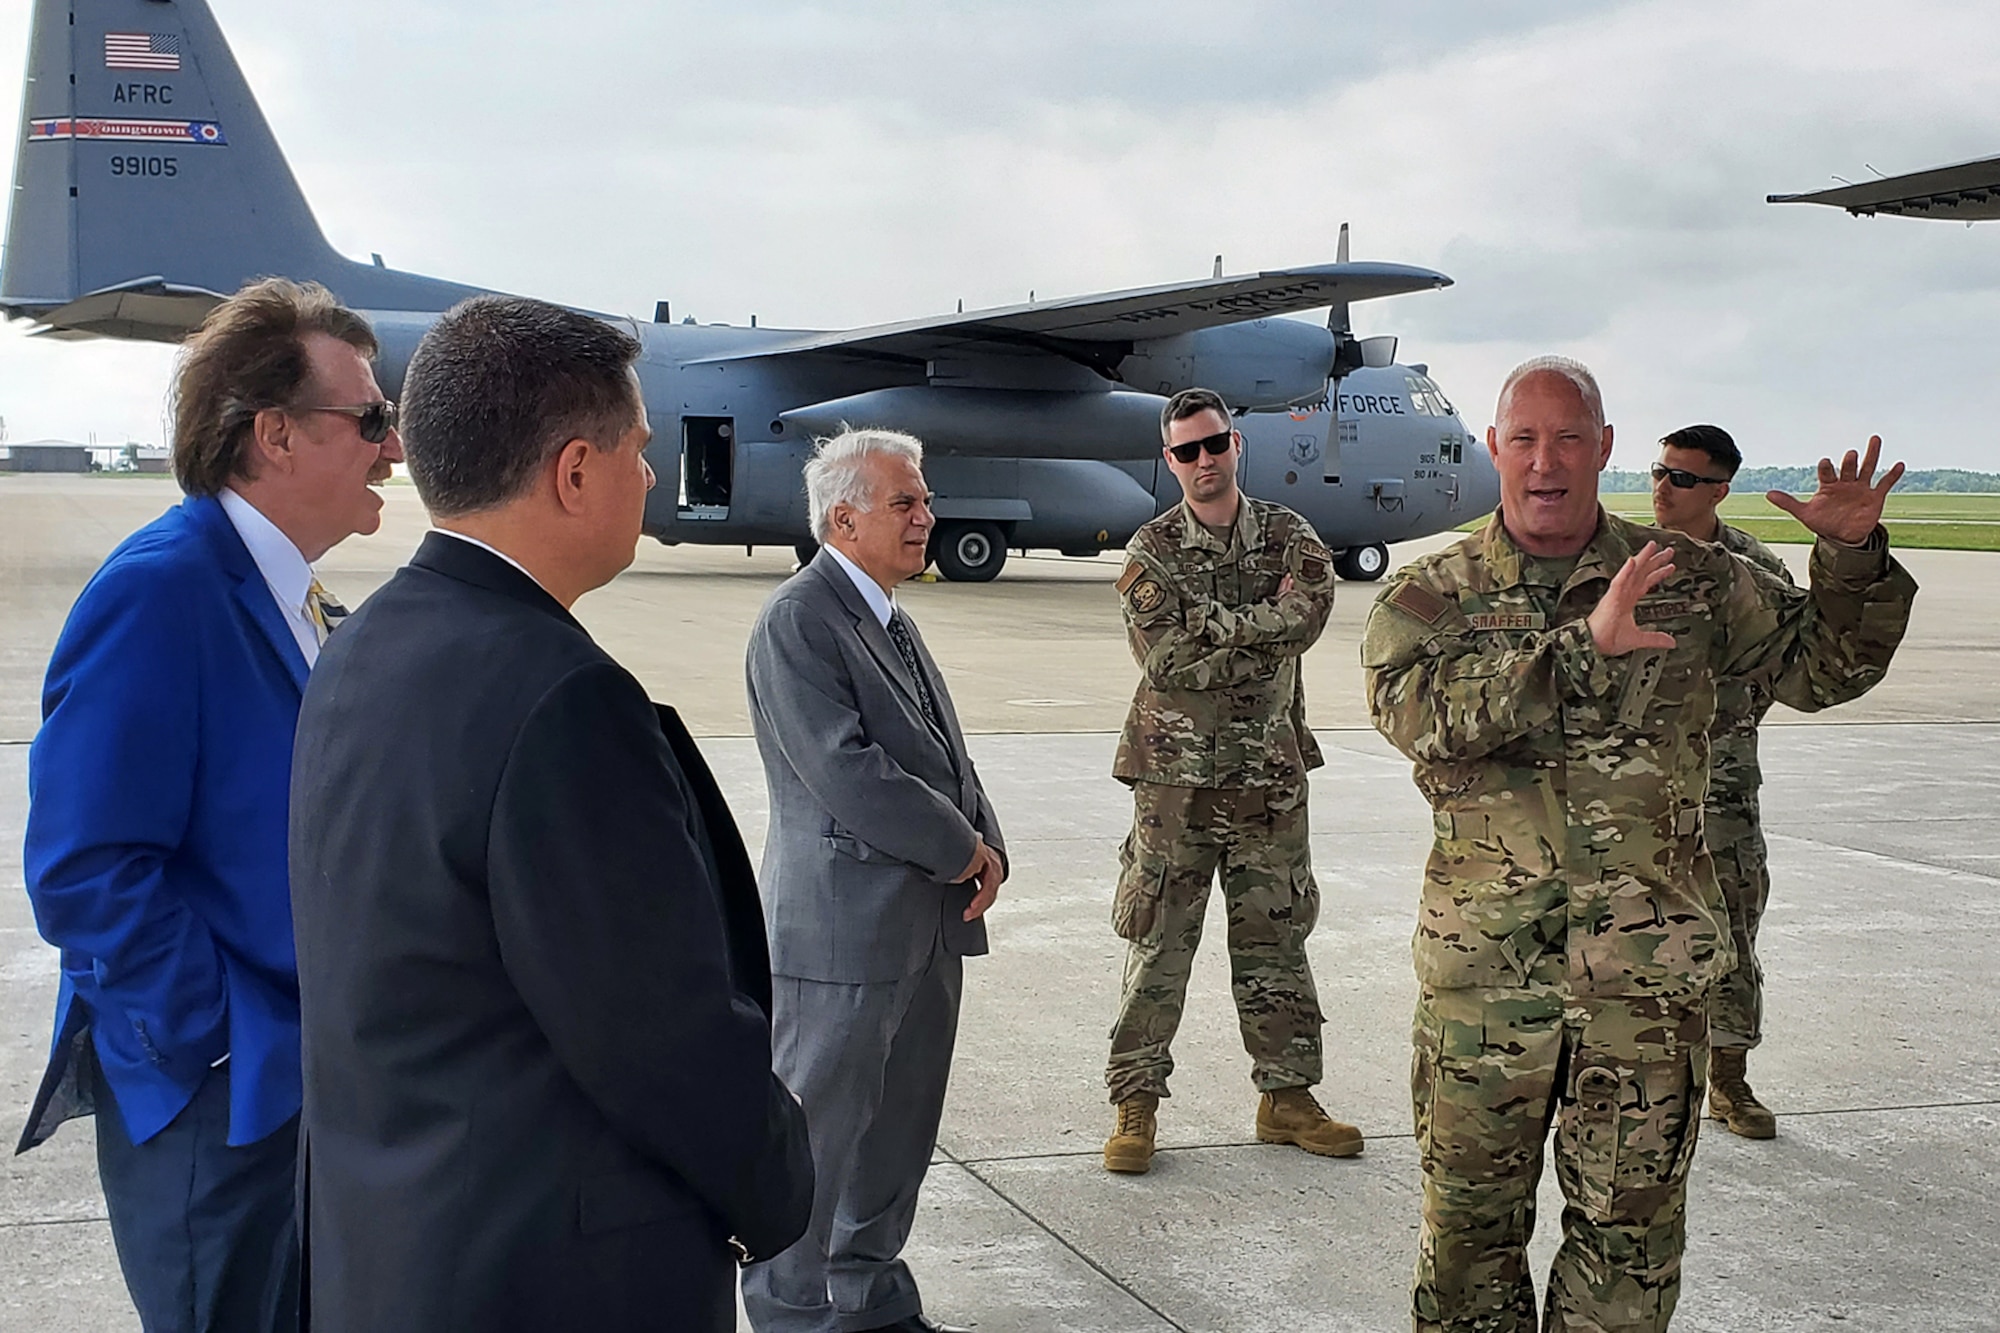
[
  {"xmin": 1, "ymin": 441, "xmax": 93, "ymax": 473},
  {"xmin": 102, "ymin": 442, "xmax": 171, "ymax": 474}
]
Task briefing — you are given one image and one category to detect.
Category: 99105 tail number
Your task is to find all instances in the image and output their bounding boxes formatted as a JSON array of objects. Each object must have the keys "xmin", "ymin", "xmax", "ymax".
[{"xmin": 110, "ymin": 155, "xmax": 178, "ymax": 177}]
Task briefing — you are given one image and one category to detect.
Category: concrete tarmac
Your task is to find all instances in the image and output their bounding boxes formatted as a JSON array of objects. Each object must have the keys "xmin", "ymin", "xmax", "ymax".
[{"xmin": 2, "ymin": 476, "xmax": 1996, "ymax": 1331}]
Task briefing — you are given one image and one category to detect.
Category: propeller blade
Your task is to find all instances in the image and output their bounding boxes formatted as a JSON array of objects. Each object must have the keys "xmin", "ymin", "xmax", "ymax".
[
  {"xmin": 1328, "ymin": 223, "xmax": 1352, "ymax": 335},
  {"xmin": 1322, "ymin": 374, "xmax": 1344, "ymax": 482}
]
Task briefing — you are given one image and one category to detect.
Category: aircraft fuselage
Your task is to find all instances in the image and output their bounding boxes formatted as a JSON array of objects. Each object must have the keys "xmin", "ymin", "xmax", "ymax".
[{"xmin": 364, "ymin": 314, "xmax": 1497, "ymax": 570}]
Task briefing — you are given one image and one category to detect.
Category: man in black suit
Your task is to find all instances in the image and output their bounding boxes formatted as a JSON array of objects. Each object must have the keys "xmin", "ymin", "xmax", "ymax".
[{"xmin": 288, "ymin": 296, "xmax": 813, "ymax": 1332}]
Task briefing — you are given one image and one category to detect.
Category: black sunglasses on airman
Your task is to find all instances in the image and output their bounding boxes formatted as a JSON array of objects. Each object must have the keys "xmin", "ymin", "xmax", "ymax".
[
  {"xmin": 1168, "ymin": 429, "xmax": 1234, "ymax": 464},
  {"xmin": 295, "ymin": 400, "xmax": 399, "ymax": 444},
  {"xmin": 1651, "ymin": 462, "xmax": 1728, "ymax": 489}
]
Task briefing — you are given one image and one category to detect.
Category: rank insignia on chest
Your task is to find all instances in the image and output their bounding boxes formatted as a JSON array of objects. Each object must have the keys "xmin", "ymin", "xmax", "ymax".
[
  {"xmin": 1467, "ymin": 611, "xmax": 1546, "ymax": 631},
  {"xmin": 1633, "ymin": 598, "xmax": 1696, "ymax": 623},
  {"xmin": 1129, "ymin": 579, "xmax": 1167, "ymax": 613}
]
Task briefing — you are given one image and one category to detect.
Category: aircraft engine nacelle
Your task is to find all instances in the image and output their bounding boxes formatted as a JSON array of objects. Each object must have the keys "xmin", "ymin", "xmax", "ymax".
[
  {"xmin": 780, "ymin": 386, "xmax": 1165, "ymax": 461},
  {"xmin": 1118, "ymin": 320, "xmax": 1336, "ymax": 411}
]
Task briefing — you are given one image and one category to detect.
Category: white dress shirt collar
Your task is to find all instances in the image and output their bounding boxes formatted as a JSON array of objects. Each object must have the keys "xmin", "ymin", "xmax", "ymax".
[
  {"xmin": 431, "ymin": 528, "xmax": 548, "ymax": 593},
  {"xmin": 217, "ymin": 487, "xmax": 319, "ymax": 667},
  {"xmin": 824, "ymin": 544, "xmax": 896, "ymax": 628}
]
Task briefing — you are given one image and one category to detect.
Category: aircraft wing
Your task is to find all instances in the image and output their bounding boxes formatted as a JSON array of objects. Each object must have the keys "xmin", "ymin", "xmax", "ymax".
[
  {"xmin": 685, "ymin": 261, "xmax": 1450, "ymax": 367},
  {"xmin": 1768, "ymin": 155, "xmax": 2000, "ymax": 221}
]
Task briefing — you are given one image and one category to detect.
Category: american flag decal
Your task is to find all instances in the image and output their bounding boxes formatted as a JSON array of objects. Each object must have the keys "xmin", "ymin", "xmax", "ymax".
[{"xmin": 104, "ymin": 33, "xmax": 182, "ymax": 71}]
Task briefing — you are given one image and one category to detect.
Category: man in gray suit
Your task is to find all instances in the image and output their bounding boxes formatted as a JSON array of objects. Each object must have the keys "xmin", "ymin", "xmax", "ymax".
[{"xmin": 742, "ymin": 428, "xmax": 1005, "ymax": 1333}]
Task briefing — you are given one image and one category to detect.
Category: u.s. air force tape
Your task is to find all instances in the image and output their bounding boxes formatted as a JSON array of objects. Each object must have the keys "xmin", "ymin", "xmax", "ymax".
[{"xmin": 1633, "ymin": 598, "xmax": 1696, "ymax": 623}]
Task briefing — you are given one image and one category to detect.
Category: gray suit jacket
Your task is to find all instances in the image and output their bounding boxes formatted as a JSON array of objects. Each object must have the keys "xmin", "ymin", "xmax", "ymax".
[{"xmin": 746, "ymin": 552, "xmax": 1004, "ymax": 984}]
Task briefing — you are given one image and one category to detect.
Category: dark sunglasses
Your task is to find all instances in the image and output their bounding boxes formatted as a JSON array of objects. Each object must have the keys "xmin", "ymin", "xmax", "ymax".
[
  {"xmin": 296, "ymin": 400, "xmax": 399, "ymax": 444},
  {"xmin": 1651, "ymin": 462, "xmax": 1728, "ymax": 489},
  {"xmin": 1168, "ymin": 429, "xmax": 1234, "ymax": 464}
]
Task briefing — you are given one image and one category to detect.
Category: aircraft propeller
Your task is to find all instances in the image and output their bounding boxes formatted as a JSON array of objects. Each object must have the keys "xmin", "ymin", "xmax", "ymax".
[{"xmin": 1320, "ymin": 223, "xmax": 1397, "ymax": 482}]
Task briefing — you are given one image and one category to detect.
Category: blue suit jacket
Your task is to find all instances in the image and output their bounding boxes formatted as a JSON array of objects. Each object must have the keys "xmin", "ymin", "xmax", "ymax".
[{"xmin": 19, "ymin": 493, "xmax": 309, "ymax": 1150}]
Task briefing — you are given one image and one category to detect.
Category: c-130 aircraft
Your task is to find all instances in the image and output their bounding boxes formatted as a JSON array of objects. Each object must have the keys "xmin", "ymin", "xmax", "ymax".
[{"xmin": 2, "ymin": 0, "xmax": 1499, "ymax": 582}]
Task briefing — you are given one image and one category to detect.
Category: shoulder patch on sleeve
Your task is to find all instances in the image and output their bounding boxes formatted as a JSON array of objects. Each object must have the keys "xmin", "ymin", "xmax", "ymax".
[
  {"xmin": 1387, "ymin": 580, "xmax": 1453, "ymax": 626},
  {"xmin": 1116, "ymin": 561, "xmax": 1144, "ymax": 595},
  {"xmin": 1129, "ymin": 579, "xmax": 1167, "ymax": 614}
]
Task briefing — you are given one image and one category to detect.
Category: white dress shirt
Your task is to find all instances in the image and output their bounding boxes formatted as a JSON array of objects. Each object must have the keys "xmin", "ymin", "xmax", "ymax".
[
  {"xmin": 824, "ymin": 544, "xmax": 895, "ymax": 629},
  {"xmin": 431, "ymin": 528, "xmax": 549, "ymax": 593},
  {"xmin": 218, "ymin": 488, "xmax": 319, "ymax": 667}
]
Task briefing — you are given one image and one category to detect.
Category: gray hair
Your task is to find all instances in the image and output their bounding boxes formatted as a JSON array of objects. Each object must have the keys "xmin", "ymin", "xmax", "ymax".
[
  {"xmin": 1495, "ymin": 355, "xmax": 1606, "ymax": 432},
  {"xmin": 804, "ymin": 426, "xmax": 925, "ymax": 540}
]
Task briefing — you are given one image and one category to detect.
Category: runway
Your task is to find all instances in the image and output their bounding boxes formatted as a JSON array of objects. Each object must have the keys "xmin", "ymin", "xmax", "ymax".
[{"xmin": 2, "ymin": 477, "xmax": 1996, "ymax": 1331}]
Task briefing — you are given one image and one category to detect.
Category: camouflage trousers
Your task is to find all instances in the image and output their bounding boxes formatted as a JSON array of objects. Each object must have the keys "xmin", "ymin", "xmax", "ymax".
[
  {"xmin": 1104, "ymin": 781, "xmax": 1323, "ymax": 1103},
  {"xmin": 1704, "ymin": 789, "xmax": 1769, "ymax": 1050},
  {"xmin": 1412, "ymin": 981, "xmax": 1708, "ymax": 1333}
]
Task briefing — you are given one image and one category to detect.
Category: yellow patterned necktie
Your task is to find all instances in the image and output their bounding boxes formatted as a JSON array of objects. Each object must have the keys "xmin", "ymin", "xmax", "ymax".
[{"xmin": 305, "ymin": 579, "xmax": 349, "ymax": 647}]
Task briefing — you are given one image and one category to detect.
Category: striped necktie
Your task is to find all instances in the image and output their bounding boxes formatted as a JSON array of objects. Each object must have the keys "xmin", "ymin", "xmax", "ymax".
[{"xmin": 305, "ymin": 579, "xmax": 349, "ymax": 647}]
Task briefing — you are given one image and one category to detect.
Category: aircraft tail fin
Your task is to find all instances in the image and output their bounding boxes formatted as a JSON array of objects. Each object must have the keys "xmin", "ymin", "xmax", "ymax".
[{"xmin": 3, "ymin": 0, "xmax": 486, "ymax": 340}]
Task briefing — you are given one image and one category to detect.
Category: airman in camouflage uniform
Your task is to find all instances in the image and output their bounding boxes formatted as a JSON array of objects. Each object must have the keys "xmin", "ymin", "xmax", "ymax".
[
  {"xmin": 1363, "ymin": 360, "xmax": 1916, "ymax": 1331},
  {"xmin": 1102, "ymin": 388, "xmax": 1362, "ymax": 1175},
  {"xmin": 1650, "ymin": 425, "xmax": 1797, "ymax": 1139}
]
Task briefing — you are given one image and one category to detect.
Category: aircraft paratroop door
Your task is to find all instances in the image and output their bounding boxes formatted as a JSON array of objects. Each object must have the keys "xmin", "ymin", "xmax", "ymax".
[{"xmin": 679, "ymin": 416, "xmax": 733, "ymax": 519}]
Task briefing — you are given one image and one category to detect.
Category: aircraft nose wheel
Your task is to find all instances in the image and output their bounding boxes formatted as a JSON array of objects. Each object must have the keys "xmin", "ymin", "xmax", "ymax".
[
  {"xmin": 1334, "ymin": 542, "xmax": 1389, "ymax": 581},
  {"xmin": 931, "ymin": 521, "xmax": 1007, "ymax": 582}
]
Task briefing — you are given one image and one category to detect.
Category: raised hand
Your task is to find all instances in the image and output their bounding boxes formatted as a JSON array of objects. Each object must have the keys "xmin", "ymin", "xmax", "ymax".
[
  {"xmin": 1766, "ymin": 435, "xmax": 1905, "ymax": 545},
  {"xmin": 1587, "ymin": 542, "xmax": 1678, "ymax": 657}
]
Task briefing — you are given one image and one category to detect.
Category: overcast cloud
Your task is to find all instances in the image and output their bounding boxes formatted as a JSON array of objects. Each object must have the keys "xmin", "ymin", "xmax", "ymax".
[{"xmin": 1, "ymin": 0, "xmax": 1996, "ymax": 469}]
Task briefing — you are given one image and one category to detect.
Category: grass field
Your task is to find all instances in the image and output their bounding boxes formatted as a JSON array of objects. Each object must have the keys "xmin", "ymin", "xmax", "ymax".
[
  {"xmin": 1461, "ymin": 492, "xmax": 2000, "ymax": 551},
  {"xmin": 1601, "ymin": 491, "xmax": 2000, "ymax": 551}
]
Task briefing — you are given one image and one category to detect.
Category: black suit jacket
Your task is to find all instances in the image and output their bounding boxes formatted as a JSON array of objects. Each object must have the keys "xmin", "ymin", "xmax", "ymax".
[{"xmin": 288, "ymin": 533, "xmax": 812, "ymax": 1333}]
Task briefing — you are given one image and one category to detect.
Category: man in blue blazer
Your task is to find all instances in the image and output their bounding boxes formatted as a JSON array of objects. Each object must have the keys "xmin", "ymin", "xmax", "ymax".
[{"xmin": 20, "ymin": 278, "xmax": 402, "ymax": 1333}]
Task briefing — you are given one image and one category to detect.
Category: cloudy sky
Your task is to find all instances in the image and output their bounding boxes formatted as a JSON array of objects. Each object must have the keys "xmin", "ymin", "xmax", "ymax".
[{"xmin": 2, "ymin": 0, "xmax": 1996, "ymax": 469}]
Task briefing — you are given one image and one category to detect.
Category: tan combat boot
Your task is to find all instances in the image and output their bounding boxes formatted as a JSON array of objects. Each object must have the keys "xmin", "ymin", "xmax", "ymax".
[
  {"xmin": 1104, "ymin": 1093, "xmax": 1159, "ymax": 1174},
  {"xmin": 1256, "ymin": 1087, "xmax": 1364, "ymax": 1158},
  {"xmin": 1708, "ymin": 1047, "xmax": 1777, "ymax": 1139}
]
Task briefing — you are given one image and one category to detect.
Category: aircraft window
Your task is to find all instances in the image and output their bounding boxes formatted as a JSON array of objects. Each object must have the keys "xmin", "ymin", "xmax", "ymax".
[
  {"xmin": 1404, "ymin": 376, "xmax": 1433, "ymax": 416},
  {"xmin": 1405, "ymin": 374, "xmax": 1456, "ymax": 419},
  {"xmin": 1405, "ymin": 375, "xmax": 1447, "ymax": 417}
]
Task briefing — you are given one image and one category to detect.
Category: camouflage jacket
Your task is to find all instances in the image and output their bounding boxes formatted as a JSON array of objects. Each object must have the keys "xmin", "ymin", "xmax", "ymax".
[
  {"xmin": 1708, "ymin": 521, "xmax": 1795, "ymax": 809},
  {"xmin": 1113, "ymin": 496, "xmax": 1334, "ymax": 789},
  {"xmin": 1361, "ymin": 508, "xmax": 1916, "ymax": 1001}
]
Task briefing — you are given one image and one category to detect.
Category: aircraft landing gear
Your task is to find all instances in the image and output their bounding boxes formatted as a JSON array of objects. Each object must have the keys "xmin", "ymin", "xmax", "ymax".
[
  {"xmin": 931, "ymin": 520, "xmax": 1007, "ymax": 582},
  {"xmin": 793, "ymin": 539, "xmax": 819, "ymax": 568},
  {"xmin": 1334, "ymin": 542, "xmax": 1389, "ymax": 581}
]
